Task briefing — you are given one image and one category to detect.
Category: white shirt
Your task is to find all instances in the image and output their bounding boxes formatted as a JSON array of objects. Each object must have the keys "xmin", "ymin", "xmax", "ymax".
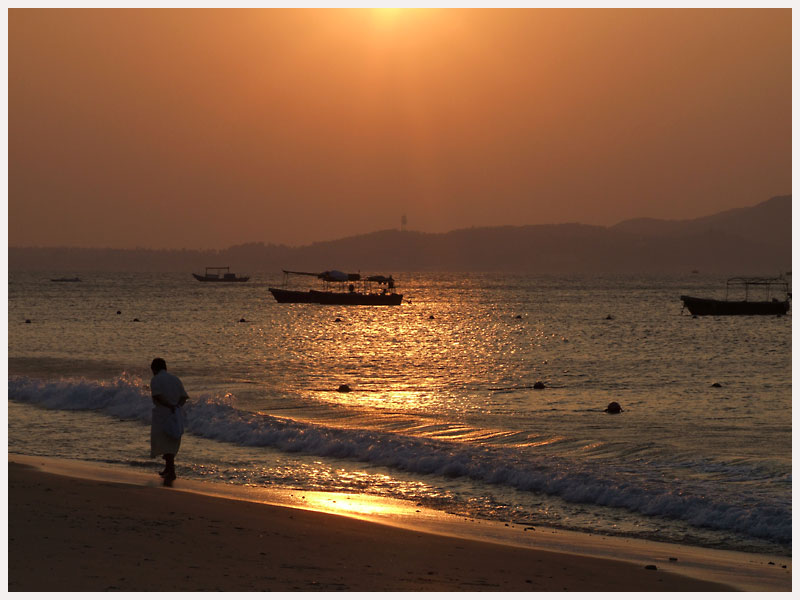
[
  {"xmin": 150, "ymin": 369, "xmax": 188, "ymax": 407},
  {"xmin": 150, "ymin": 369, "xmax": 188, "ymax": 439}
]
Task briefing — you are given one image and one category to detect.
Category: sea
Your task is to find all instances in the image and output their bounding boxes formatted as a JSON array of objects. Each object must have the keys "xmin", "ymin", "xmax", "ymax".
[{"xmin": 7, "ymin": 271, "xmax": 792, "ymax": 557}]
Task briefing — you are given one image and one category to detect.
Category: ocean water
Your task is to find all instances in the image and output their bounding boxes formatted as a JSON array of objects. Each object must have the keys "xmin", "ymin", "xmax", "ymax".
[{"xmin": 7, "ymin": 271, "xmax": 792, "ymax": 556}]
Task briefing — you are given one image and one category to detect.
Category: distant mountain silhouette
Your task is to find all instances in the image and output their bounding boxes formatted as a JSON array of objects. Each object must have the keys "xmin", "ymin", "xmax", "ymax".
[
  {"xmin": 611, "ymin": 195, "xmax": 791, "ymax": 247},
  {"xmin": 9, "ymin": 196, "xmax": 791, "ymax": 274}
]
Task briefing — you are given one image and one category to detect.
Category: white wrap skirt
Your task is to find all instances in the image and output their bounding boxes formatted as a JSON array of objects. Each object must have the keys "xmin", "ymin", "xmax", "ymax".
[{"xmin": 150, "ymin": 406, "xmax": 183, "ymax": 457}]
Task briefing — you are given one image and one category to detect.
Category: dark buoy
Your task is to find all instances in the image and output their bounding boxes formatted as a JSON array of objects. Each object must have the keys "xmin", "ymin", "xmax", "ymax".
[
  {"xmin": 334, "ymin": 317, "xmax": 342, "ymax": 322},
  {"xmin": 132, "ymin": 318, "xmax": 140, "ymax": 322},
  {"xmin": 116, "ymin": 310, "xmax": 122, "ymax": 315},
  {"xmin": 515, "ymin": 315, "xmax": 522, "ymax": 319},
  {"xmin": 24, "ymin": 319, "xmax": 31, "ymax": 324},
  {"xmin": 337, "ymin": 384, "xmax": 351, "ymax": 393},
  {"xmin": 606, "ymin": 314, "xmax": 614, "ymax": 320},
  {"xmin": 429, "ymin": 315, "xmax": 435, "ymax": 320},
  {"xmin": 711, "ymin": 382, "xmax": 722, "ymax": 388},
  {"xmin": 239, "ymin": 318, "xmax": 247, "ymax": 322},
  {"xmin": 533, "ymin": 381, "xmax": 545, "ymax": 390},
  {"xmin": 604, "ymin": 401, "xmax": 623, "ymax": 414}
]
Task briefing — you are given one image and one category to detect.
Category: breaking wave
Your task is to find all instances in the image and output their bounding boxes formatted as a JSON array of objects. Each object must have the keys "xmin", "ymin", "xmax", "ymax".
[{"xmin": 8, "ymin": 375, "xmax": 791, "ymax": 546}]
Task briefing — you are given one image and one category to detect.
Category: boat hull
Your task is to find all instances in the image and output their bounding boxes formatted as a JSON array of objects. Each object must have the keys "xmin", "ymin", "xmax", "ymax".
[
  {"xmin": 311, "ymin": 290, "xmax": 403, "ymax": 305},
  {"xmin": 269, "ymin": 288, "xmax": 316, "ymax": 303},
  {"xmin": 193, "ymin": 274, "xmax": 250, "ymax": 282},
  {"xmin": 270, "ymin": 288, "xmax": 402, "ymax": 305},
  {"xmin": 680, "ymin": 295, "xmax": 789, "ymax": 316}
]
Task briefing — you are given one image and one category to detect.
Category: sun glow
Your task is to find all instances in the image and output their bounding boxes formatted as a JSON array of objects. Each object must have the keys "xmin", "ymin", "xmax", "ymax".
[{"xmin": 369, "ymin": 7, "xmax": 439, "ymax": 30}]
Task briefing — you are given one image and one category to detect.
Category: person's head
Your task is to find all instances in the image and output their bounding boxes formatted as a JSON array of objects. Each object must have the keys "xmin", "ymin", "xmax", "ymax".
[{"xmin": 151, "ymin": 357, "xmax": 167, "ymax": 374}]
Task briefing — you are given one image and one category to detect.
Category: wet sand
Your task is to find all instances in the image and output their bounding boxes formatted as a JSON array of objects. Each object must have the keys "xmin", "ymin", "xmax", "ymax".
[{"xmin": 7, "ymin": 457, "xmax": 787, "ymax": 592}]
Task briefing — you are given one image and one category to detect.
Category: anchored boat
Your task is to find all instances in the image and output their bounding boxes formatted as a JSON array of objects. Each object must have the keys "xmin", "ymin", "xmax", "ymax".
[
  {"xmin": 192, "ymin": 267, "xmax": 250, "ymax": 282},
  {"xmin": 269, "ymin": 270, "xmax": 402, "ymax": 305},
  {"xmin": 680, "ymin": 276, "xmax": 790, "ymax": 315}
]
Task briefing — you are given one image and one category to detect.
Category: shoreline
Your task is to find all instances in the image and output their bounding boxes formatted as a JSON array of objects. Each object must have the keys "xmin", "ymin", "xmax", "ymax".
[{"xmin": 7, "ymin": 454, "xmax": 791, "ymax": 592}]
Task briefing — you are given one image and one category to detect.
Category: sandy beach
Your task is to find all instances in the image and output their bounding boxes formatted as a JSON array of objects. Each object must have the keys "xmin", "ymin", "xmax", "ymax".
[{"xmin": 8, "ymin": 455, "xmax": 790, "ymax": 593}]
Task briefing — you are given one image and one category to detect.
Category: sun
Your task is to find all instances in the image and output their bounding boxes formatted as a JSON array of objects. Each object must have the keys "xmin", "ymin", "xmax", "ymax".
[{"xmin": 368, "ymin": 7, "xmax": 436, "ymax": 29}]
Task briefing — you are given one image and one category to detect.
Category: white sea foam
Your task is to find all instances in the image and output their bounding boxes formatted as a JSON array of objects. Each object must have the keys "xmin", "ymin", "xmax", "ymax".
[{"xmin": 8, "ymin": 375, "xmax": 791, "ymax": 546}]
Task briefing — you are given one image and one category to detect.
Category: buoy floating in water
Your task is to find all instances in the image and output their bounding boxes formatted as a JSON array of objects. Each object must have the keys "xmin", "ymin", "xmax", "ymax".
[
  {"xmin": 533, "ymin": 381, "xmax": 545, "ymax": 390},
  {"xmin": 337, "ymin": 384, "xmax": 351, "ymax": 393},
  {"xmin": 604, "ymin": 402, "xmax": 623, "ymax": 414}
]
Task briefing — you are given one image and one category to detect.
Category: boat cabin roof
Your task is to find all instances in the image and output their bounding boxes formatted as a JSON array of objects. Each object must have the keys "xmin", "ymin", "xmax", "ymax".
[
  {"xmin": 724, "ymin": 275, "xmax": 790, "ymax": 301},
  {"xmin": 727, "ymin": 276, "xmax": 788, "ymax": 286},
  {"xmin": 283, "ymin": 269, "xmax": 360, "ymax": 282},
  {"xmin": 282, "ymin": 269, "xmax": 395, "ymax": 285}
]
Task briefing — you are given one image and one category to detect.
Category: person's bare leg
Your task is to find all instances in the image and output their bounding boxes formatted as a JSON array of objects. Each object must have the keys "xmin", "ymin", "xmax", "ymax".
[{"xmin": 162, "ymin": 454, "xmax": 176, "ymax": 484}]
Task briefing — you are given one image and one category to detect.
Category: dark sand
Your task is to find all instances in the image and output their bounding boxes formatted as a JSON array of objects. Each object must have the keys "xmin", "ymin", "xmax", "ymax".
[{"xmin": 7, "ymin": 460, "xmax": 752, "ymax": 593}]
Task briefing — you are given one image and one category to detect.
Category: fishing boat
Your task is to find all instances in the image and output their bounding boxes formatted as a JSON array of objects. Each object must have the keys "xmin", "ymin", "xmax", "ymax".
[
  {"xmin": 680, "ymin": 276, "xmax": 790, "ymax": 316},
  {"xmin": 269, "ymin": 270, "xmax": 402, "ymax": 305},
  {"xmin": 192, "ymin": 267, "xmax": 250, "ymax": 282}
]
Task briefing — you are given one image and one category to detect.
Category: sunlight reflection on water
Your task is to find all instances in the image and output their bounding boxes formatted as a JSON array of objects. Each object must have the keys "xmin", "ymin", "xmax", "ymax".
[{"xmin": 8, "ymin": 271, "xmax": 792, "ymax": 555}]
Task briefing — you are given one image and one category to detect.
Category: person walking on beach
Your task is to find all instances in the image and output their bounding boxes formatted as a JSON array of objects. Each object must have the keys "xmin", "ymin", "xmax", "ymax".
[{"xmin": 149, "ymin": 357, "xmax": 189, "ymax": 484}]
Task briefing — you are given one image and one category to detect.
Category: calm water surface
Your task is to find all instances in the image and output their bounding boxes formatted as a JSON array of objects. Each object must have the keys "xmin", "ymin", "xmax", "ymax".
[{"xmin": 7, "ymin": 271, "xmax": 792, "ymax": 556}]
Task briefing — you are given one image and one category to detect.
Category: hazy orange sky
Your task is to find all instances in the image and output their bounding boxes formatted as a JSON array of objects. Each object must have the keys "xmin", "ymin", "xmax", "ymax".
[{"xmin": 8, "ymin": 8, "xmax": 791, "ymax": 249}]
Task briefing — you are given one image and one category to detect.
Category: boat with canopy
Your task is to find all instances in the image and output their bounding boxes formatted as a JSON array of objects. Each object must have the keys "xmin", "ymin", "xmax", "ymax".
[
  {"xmin": 269, "ymin": 270, "xmax": 402, "ymax": 305},
  {"xmin": 192, "ymin": 267, "xmax": 250, "ymax": 282},
  {"xmin": 680, "ymin": 276, "xmax": 790, "ymax": 315}
]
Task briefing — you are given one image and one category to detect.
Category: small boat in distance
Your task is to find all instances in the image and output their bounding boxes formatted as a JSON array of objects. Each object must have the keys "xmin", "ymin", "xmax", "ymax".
[
  {"xmin": 192, "ymin": 267, "xmax": 250, "ymax": 282},
  {"xmin": 50, "ymin": 277, "xmax": 81, "ymax": 282},
  {"xmin": 680, "ymin": 276, "xmax": 790, "ymax": 316},
  {"xmin": 269, "ymin": 270, "xmax": 402, "ymax": 305}
]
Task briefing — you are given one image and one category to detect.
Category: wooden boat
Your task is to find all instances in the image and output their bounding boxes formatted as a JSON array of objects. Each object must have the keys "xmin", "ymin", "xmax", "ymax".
[
  {"xmin": 680, "ymin": 276, "xmax": 790, "ymax": 315},
  {"xmin": 269, "ymin": 270, "xmax": 402, "ymax": 305},
  {"xmin": 268, "ymin": 287, "xmax": 316, "ymax": 304},
  {"xmin": 192, "ymin": 267, "xmax": 250, "ymax": 282}
]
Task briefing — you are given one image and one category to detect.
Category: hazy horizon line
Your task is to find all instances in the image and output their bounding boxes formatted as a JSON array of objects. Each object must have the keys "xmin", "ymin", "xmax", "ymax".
[{"xmin": 9, "ymin": 193, "xmax": 789, "ymax": 253}]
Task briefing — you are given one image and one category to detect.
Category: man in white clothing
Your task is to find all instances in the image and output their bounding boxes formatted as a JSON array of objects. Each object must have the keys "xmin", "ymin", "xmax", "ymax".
[{"xmin": 150, "ymin": 357, "xmax": 189, "ymax": 484}]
